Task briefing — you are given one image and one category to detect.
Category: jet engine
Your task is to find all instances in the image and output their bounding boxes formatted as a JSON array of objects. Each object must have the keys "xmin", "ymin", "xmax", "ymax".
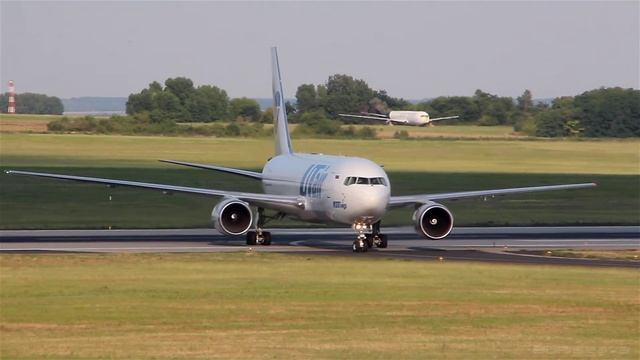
[
  {"xmin": 413, "ymin": 201, "xmax": 454, "ymax": 240},
  {"xmin": 211, "ymin": 199, "xmax": 253, "ymax": 235}
]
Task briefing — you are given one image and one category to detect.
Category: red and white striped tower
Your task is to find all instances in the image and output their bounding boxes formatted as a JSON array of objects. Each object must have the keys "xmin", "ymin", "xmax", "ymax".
[{"xmin": 7, "ymin": 81, "xmax": 16, "ymax": 114}]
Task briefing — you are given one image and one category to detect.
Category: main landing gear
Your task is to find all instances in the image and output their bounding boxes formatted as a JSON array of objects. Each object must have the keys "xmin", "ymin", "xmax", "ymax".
[
  {"xmin": 352, "ymin": 221, "xmax": 387, "ymax": 253},
  {"xmin": 246, "ymin": 207, "xmax": 283, "ymax": 246},
  {"xmin": 242, "ymin": 208, "xmax": 271, "ymax": 246}
]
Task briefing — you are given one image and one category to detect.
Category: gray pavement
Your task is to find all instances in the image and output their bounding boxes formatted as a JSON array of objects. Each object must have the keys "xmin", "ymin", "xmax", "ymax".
[{"xmin": 1, "ymin": 226, "xmax": 638, "ymax": 267}]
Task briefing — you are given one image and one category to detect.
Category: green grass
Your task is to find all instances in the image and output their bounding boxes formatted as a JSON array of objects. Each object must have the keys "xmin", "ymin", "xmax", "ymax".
[
  {"xmin": 0, "ymin": 133, "xmax": 638, "ymax": 229},
  {"xmin": 1, "ymin": 133, "xmax": 638, "ymax": 174},
  {"xmin": 0, "ymin": 168, "xmax": 636, "ymax": 229},
  {"xmin": 368, "ymin": 124, "xmax": 522, "ymax": 139},
  {"xmin": 543, "ymin": 250, "xmax": 640, "ymax": 261},
  {"xmin": 1, "ymin": 253, "xmax": 638, "ymax": 359},
  {"xmin": 0, "ymin": 114, "xmax": 522, "ymax": 140},
  {"xmin": 0, "ymin": 114, "xmax": 68, "ymax": 122}
]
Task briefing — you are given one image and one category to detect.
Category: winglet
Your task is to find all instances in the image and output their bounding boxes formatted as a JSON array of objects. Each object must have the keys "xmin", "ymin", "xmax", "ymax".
[{"xmin": 271, "ymin": 47, "xmax": 294, "ymax": 156}]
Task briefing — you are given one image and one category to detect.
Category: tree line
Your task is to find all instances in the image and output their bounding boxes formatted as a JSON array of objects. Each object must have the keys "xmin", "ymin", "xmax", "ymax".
[
  {"xmin": 5, "ymin": 75, "xmax": 636, "ymax": 139},
  {"xmin": 0, "ymin": 93, "xmax": 63, "ymax": 115},
  {"xmin": 125, "ymin": 77, "xmax": 266, "ymax": 123},
  {"xmin": 292, "ymin": 75, "xmax": 639, "ymax": 138},
  {"xmin": 124, "ymin": 74, "xmax": 638, "ymax": 138}
]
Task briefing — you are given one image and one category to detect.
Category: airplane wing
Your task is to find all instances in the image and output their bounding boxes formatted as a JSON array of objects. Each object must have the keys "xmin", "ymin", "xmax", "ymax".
[
  {"xmin": 388, "ymin": 183, "xmax": 596, "ymax": 207},
  {"xmin": 338, "ymin": 114, "xmax": 407, "ymax": 124},
  {"xmin": 428, "ymin": 115, "xmax": 459, "ymax": 122},
  {"xmin": 5, "ymin": 170, "xmax": 303, "ymax": 209},
  {"xmin": 360, "ymin": 112, "xmax": 389, "ymax": 118},
  {"xmin": 160, "ymin": 160, "xmax": 262, "ymax": 180}
]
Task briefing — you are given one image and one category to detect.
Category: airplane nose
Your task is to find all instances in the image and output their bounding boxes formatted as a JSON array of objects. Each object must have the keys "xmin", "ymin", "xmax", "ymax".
[{"xmin": 357, "ymin": 187, "xmax": 388, "ymax": 215}]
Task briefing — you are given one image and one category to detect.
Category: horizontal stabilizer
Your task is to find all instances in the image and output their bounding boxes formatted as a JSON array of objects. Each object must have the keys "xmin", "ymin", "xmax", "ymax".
[{"xmin": 160, "ymin": 160, "xmax": 262, "ymax": 180}]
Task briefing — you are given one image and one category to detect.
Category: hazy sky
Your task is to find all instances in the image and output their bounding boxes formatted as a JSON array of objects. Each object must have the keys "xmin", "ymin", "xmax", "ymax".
[{"xmin": 1, "ymin": 1, "xmax": 638, "ymax": 99}]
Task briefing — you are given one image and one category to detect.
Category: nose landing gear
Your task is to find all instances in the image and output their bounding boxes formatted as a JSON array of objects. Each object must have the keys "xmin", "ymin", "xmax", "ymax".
[
  {"xmin": 352, "ymin": 221, "xmax": 387, "ymax": 252},
  {"xmin": 352, "ymin": 222, "xmax": 370, "ymax": 252},
  {"xmin": 352, "ymin": 234, "xmax": 368, "ymax": 253}
]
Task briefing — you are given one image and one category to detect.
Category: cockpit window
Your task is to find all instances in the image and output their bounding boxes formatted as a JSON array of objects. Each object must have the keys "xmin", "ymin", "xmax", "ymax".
[
  {"xmin": 370, "ymin": 177, "xmax": 385, "ymax": 185},
  {"xmin": 343, "ymin": 177, "xmax": 357, "ymax": 186},
  {"xmin": 343, "ymin": 176, "xmax": 387, "ymax": 186}
]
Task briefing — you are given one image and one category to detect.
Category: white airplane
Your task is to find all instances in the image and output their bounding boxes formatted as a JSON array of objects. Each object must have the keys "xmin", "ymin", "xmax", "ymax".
[
  {"xmin": 5, "ymin": 48, "xmax": 596, "ymax": 252},
  {"xmin": 339, "ymin": 111, "xmax": 459, "ymax": 126}
]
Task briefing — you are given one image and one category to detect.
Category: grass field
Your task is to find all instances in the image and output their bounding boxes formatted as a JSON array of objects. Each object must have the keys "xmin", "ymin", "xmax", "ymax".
[
  {"xmin": 0, "ymin": 133, "xmax": 638, "ymax": 228},
  {"xmin": 0, "ymin": 168, "xmax": 636, "ymax": 229},
  {"xmin": 0, "ymin": 114, "xmax": 62, "ymax": 133},
  {"xmin": 544, "ymin": 249, "xmax": 640, "ymax": 261},
  {"xmin": 1, "ymin": 253, "xmax": 638, "ymax": 359},
  {"xmin": 1, "ymin": 133, "xmax": 638, "ymax": 174},
  {"xmin": 1, "ymin": 114, "xmax": 521, "ymax": 139},
  {"xmin": 362, "ymin": 124, "xmax": 523, "ymax": 139}
]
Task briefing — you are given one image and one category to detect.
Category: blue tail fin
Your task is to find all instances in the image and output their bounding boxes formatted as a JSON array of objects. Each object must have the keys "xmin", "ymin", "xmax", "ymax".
[{"xmin": 271, "ymin": 47, "xmax": 294, "ymax": 155}]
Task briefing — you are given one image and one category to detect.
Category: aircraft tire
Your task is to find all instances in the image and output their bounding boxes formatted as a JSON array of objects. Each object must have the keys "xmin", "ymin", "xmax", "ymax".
[
  {"xmin": 262, "ymin": 232, "xmax": 272, "ymax": 246},
  {"xmin": 246, "ymin": 231, "xmax": 257, "ymax": 246},
  {"xmin": 352, "ymin": 239, "xmax": 367, "ymax": 253},
  {"xmin": 376, "ymin": 234, "xmax": 388, "ymax": 248},
  {"xmin": 365, "ymin": 234, "xmax": 374, "ymax": 248}
]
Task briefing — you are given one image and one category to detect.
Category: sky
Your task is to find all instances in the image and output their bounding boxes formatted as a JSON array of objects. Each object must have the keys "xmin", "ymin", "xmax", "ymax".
[{"xmin": 1, "ymin": 1, "xmax": 638, "ymax": 100}]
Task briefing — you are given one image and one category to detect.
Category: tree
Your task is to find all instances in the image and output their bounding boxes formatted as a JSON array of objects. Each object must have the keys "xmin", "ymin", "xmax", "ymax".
[
  {"xmin": 373, "ymin": 89, "xmax": 410, "ymax": 110},
  {"xmin": 324, "ymin": 74, "xmax": 374, "ymax": 119},
  {"xmin": 126, "ymin": 90, "xmax": 153, "ymax": 115},
  {"xmin": 295, "ymin": 110, "xmax": 342, "ymax": 136},
  {"xmin": 574, "ymin": 87, "xmax": 640, "ymax": 137},
  {"xmin": 0, "ymin": 93, "xmax": 63, "ymax": 114},
  {"xmin": 517, "ymin": 89, "xmax": 533, "ymax": 112},
  {"xmin": 535, "ymin": 109, "xmax": 566, "ymax": 137},
  {"xmin": 229, "ymin": 97, "xmax": 261, "ymax": 121},
  {"xmin": 296, "ymin": 84, "xmax": 318, "ymax": 113},
  {"xmin": 149, "ymin": 81, "xmax": 163, "ymax": 93},
  {"xmin": 154, "ymin": 91, "xmax": 182, "ymax": 114},
  {"xmin": 185, "ymin": 85, "xmax": 229, "ymax": 122},
  {"xmin": 164, "ymin": 77, "xmax": 195, "ymax": 106},
  {"xmin": 126, "ymin": 77, "xmax": 230, "ymax": 123},
  {"xmin": 471, "ymin": 90, "xmax": 515, "ymax": 125},
  {"xmin": 261, "ymin": 107, "xmax": 274, "ymax": 124},
  {"xmin": 368, "ymin": 97, "xmax": 389, "ymax": 115},
  {"xmin": 420, "ymin": 96, "xmax": 480, "ymax": 123}
]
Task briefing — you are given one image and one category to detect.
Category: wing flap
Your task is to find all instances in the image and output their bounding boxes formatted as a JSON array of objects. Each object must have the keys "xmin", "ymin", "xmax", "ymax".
[{"xmin": 389, "ymin": 183, "xmax": 597, "ymax": 207}]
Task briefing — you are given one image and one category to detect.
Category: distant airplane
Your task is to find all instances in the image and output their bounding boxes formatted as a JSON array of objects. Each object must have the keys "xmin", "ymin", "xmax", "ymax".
[
  {"xmin": 5, "ymin": 48, "xmax": 596, "ymax": 252},
  {"xmin": 339, "ymin": 111, "xmax": 459, "ymax": 126}
]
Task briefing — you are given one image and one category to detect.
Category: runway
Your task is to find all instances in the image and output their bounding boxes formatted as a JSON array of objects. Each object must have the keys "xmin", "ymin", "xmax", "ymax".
[{"xmin": 1, "ymin": 226, "xmax": 638, "ymax": 267}]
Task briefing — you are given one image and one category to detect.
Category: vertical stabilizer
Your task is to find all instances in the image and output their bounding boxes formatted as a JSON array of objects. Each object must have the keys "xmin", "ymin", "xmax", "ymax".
[{"xmin": 271, "ymin": 47, "xmax": 294, "ymax": 155}]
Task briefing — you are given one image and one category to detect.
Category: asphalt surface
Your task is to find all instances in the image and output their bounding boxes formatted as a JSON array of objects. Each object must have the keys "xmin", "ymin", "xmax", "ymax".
[{"xmin": 1, "ymin": 226, "xmax": 638, "ymax": 267}]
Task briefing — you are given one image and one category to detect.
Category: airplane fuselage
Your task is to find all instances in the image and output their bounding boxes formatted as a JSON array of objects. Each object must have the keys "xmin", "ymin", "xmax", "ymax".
[
  {"xmin": 388, "ymin": 111, "xmax": 431, "ymax": 126},
  {"xmin": 262, "ymin": 153, "xmax": 390, "ymax": 225}
]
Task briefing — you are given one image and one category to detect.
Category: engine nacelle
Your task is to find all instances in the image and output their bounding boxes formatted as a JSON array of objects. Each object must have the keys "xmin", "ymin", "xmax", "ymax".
[
  {"xmin": 211, "ymin": 199, "xmax": 253, "ymax": 236},
  {"xmin": 413, "ymin": 201, "xmax": 454, "ymax": 240}
]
